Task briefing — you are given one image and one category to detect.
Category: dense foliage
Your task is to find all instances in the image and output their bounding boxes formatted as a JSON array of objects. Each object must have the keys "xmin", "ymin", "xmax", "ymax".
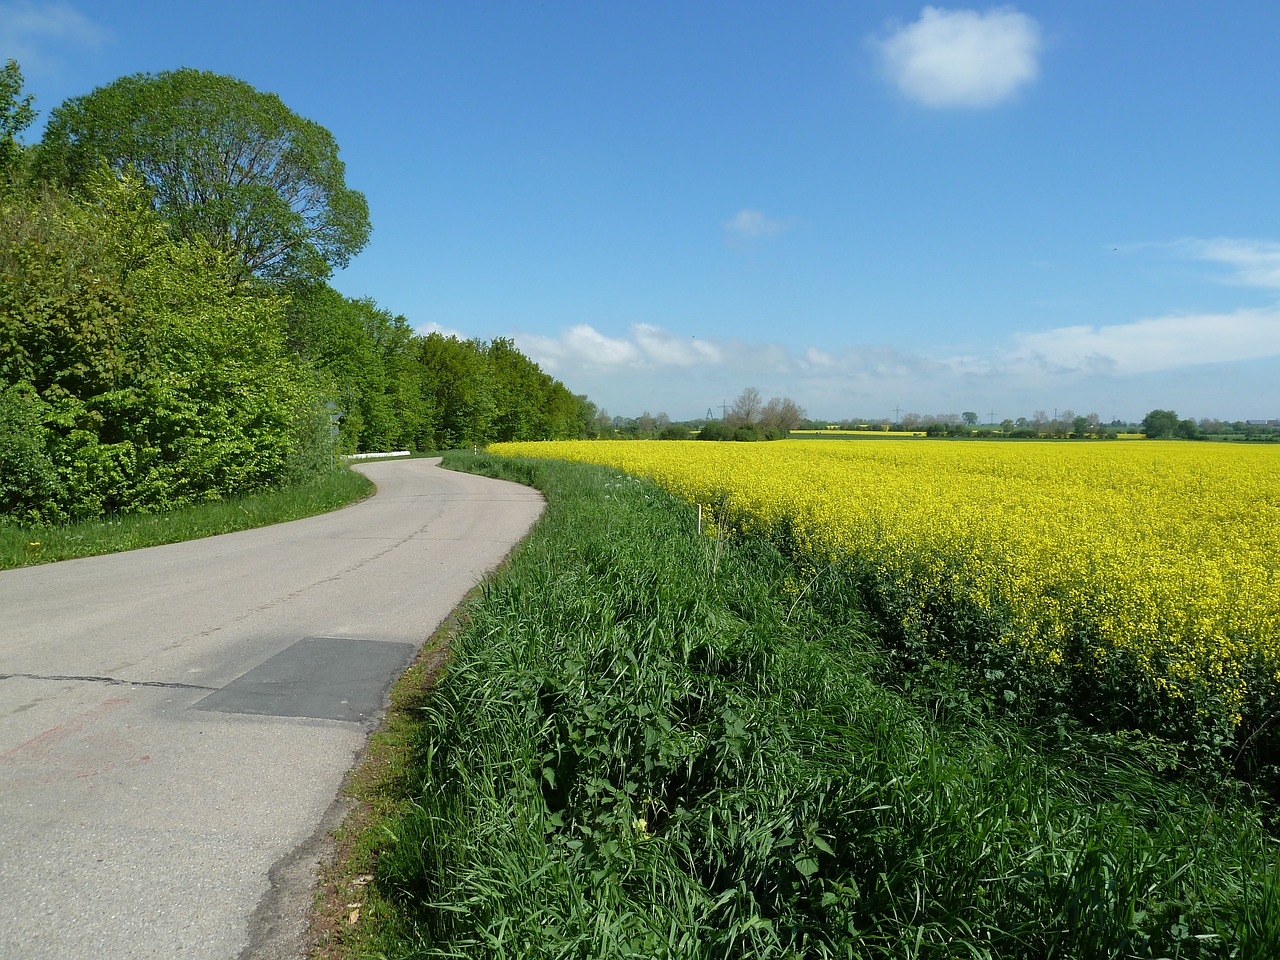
[
  {"xmin": 355, "ymin": 454, "xmax": 1279, "ymax": 959},
  {"xmin": 0, "ymin": 174, "xmax": 321, "ymax": 522},
  {"xmin": 0, "ymin": 64, "xmax": 594, "ymax": 525}
]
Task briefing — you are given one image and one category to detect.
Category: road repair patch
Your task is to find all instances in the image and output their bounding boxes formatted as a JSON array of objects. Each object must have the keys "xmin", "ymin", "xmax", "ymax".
[{"xmin": 193, "ymin": 637, "xmax": 417, "ymax": 723}]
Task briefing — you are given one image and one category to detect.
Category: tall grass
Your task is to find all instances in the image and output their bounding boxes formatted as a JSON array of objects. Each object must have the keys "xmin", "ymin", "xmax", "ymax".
[
  {"xmin": 0, "ymin": 466, "xmax": 372, "ymax": 569},
  {"xmin": 360, "ymin": 454, "xmax": 1278, "ymax": 959}
]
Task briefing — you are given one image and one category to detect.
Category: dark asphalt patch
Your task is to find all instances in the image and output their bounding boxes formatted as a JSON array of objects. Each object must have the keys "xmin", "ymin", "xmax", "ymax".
[{"xmin": 193, "ymin": 637, "xmax": 417, "ymax": 723}]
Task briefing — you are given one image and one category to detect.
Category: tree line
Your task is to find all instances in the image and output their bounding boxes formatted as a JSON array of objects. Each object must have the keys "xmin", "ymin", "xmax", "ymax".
[
  {"xmin": 0, "ymin": 61, "xmax": 596, "ymax": 524},
  {"xmin": 592, "ymin": 387, "xmax": 807, "ymax": 441},
  {"xmin": 818, "ymin": 409, "xmax": 1279, "ymax": 440}
]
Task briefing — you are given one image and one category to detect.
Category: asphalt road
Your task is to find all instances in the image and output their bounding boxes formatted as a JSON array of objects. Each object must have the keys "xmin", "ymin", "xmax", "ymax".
[{"xmin": 0, "ymin": 458, "xmax": 544, "ymax": 960}]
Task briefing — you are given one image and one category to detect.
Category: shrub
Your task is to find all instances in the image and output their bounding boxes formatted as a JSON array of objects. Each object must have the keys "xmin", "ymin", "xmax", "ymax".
[{"xmin": 0, "ymin": 382, "xmax": 64, "ymax": 522}]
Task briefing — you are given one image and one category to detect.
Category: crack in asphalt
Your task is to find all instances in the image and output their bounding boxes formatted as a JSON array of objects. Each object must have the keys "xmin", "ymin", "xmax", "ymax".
[{"xmin": 0, "ymin": 673, "xmax": 218, "ymax": 691}]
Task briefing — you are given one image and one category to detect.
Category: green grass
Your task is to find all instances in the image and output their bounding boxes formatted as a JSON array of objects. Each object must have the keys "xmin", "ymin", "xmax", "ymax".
[
  {"xmin": 0, "ymin": 466, "xmax": 373, "ymax": 569},
  {"xmin": 334, "ymin": 453, "xmax": 1280, "ymax": 960}
]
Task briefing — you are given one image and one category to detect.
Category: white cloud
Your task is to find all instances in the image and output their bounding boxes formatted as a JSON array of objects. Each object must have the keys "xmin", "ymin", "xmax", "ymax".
[
  {"xmin": 633, "ymin": 323, "xmax": 722, "ymax": 367},
  {"xmin": 724, "ymin": 208, "xmax": 794, "ymax": 240},
  {"xmin": 517, "ymin": 324, "xmax": 640, "ymax": 372},
  {"xmin": 1178, "ymin": 238, "xmax": 1280, "ymax": 289},
  {"xmin": 873, "ymin": 6, "xmax": 1041, "ymax": 108},
  {"xmin": 0, "ymin": 1, "xmax": 107, "ymax": 72},
  {"xmin": 516, "ymin": 323, "xmax": 723, "ymax": 373},
  {"xmin": 515, "ymin": 321, "xmax": 952, "ymax": 384},
  {"xmin": 1006, "ymin": 307, "xmax": 1280, "ymax": 376}
]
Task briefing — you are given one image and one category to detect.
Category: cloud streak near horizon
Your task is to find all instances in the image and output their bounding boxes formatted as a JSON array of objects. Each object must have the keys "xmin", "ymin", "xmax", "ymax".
[{"xmin": 516, "ymin": 308, "xmax": 1280, "ymax": 385}]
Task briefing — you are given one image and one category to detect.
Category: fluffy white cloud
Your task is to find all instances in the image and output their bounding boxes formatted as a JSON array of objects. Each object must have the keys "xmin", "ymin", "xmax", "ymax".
[
  {"xmin": 517, "ymin": 323, "xmax": 733, "ymax": 373},
  {"xmin": 633, "ymin": 324, "xmax": 722, "ymax": 367},
  {"xmin": 873, "ymin": 6, "xmax": 1041, "ymax": 108},
  {"xmin": 724, "ymin": 208, "xmax": 794, "ymax": 240},
  {"xmin": 517, "ymin": 324, "xmax": 640, "ymax": 372}
]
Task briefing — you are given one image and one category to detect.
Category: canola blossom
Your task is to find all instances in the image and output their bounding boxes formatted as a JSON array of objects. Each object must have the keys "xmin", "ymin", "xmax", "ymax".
[{"xmin": 490, "ymin": 439, "xmax": 1280, "ymax": 734}]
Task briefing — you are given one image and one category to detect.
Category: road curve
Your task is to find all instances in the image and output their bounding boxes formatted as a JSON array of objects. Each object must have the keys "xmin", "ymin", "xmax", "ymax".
[{"xmin": 0, "ymin": 458, "xmax": 544, "ymax": 960}]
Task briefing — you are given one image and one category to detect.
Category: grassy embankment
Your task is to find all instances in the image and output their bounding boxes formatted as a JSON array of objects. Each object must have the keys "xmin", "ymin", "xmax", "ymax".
[
  {"xmin": 0, "ymin": 465, "xmax": 374, "ymax": 569},
  {"xmin": 319, "ymin": 452, "xmax": 1279, "ymax": 960}
]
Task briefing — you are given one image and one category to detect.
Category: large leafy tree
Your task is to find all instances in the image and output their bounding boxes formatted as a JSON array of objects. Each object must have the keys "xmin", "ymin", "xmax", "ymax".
[
  {"xmin": 1141, "ymin": 408, "xmax": 1202, "ymax": 440},
  {"xmin": 37, "ymin": 68, "xmax": 370, "ymax": 283}
]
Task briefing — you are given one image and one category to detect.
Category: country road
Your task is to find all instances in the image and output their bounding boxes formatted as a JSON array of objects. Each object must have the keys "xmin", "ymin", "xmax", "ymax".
[{"xmin": 0, "ymin": 458, "xmax": 544, "ymax": 960}]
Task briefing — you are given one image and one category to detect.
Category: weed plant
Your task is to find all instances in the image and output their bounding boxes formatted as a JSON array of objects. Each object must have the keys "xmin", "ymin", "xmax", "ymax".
[
  {"xmin": 365, "ymin": 454, "xmax": 1278, "ymax": 959},
  {"xmin": 0, "ymin": 465, "xmax": 372, "ymax": 568}
]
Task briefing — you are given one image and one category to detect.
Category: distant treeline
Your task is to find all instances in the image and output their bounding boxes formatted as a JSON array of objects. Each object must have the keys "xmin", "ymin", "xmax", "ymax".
[{"xmin": 0, "ymin": 61, "xmax": 596, "ymax": 524}]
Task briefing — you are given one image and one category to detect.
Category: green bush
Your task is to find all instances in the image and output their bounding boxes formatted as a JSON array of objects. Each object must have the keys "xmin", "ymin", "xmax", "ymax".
[
  {"xmin": 0, "ymin": 381, "xmax": 64, "ymax": 522},
  {"xmin": 1, "ymin": 176, "xmax": 332, "ymax": 521}
]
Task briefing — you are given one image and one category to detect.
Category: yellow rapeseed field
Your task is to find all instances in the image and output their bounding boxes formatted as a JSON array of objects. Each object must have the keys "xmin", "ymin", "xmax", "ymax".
[{"xmin": 491, "ymin": 438, "xmax": 1280, "ymax": 731}]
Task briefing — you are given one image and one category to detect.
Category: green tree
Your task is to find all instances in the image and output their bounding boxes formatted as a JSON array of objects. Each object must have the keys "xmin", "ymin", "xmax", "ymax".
[
  {"xmin": 382, "ymin": 321, "xmax": 437, "ymax": 451},
  {"xmin": 1175, "ymin": 417, "xmax": 1201, "ymax": 440},
  {"xmin": 487, "ymin": 337, "xmax": 549, "ymax": 442},
  {"xmin": 0, "ymin": 177, "xmax": 146, "ymax": 417},
  {"xmin": 1, "ymin": 59, "xmax": 36, "ymax": 189},
  {"xmin": 418, "ymin": 333, "xmax": 495, "ymax": 448},
  {"xmin": 284, "ymin": 285, "xmax": 431, "ymax": 452},
  {"xmin": 1141, "ymin": 409, "xmax": 1180, "ymax": 439},
  {"xmin": 38, "ymin": 68, "xmax": 370, "ymax": 283},
  {"xmin": 697, "ymin": 419, "xmax": 728, "ymax": 441},
  {"xmin": 539, "ymin": 380, "xmax": 591, "ymax": 439}
]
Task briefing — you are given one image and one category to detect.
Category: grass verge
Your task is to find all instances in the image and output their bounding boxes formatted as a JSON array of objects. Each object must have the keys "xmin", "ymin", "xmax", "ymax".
[
  {"xmin": 315, "ymin": 453, "xmax": 1279, "ymax": 959},
  {"xmin": 0, "ymin": 466, "xmax": 373, "ymax": 569}
]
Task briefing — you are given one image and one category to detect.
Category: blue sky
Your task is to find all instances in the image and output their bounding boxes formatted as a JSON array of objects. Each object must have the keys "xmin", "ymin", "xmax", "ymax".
[{"xmin": 6, "ymin": 1, "xmax": 1280, "ymax": 423}]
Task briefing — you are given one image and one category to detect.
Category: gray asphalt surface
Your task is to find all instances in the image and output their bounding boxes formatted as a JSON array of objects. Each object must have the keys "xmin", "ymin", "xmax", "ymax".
[{"xmin": 0, "ymin": 458, "xmax": 544, "ymax": 960}]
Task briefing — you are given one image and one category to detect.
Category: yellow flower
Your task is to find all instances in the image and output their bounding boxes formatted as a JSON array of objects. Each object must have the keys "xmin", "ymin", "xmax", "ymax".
[{"xmin": 493, "ymin": 438, "xmax": 1280, "ymax": 731}]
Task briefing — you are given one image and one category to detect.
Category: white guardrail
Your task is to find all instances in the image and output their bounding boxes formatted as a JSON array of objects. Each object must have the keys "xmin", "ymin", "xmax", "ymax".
[{"xmin": 346, "ymin": 451, "xmax": 412, "ymax": 460}]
